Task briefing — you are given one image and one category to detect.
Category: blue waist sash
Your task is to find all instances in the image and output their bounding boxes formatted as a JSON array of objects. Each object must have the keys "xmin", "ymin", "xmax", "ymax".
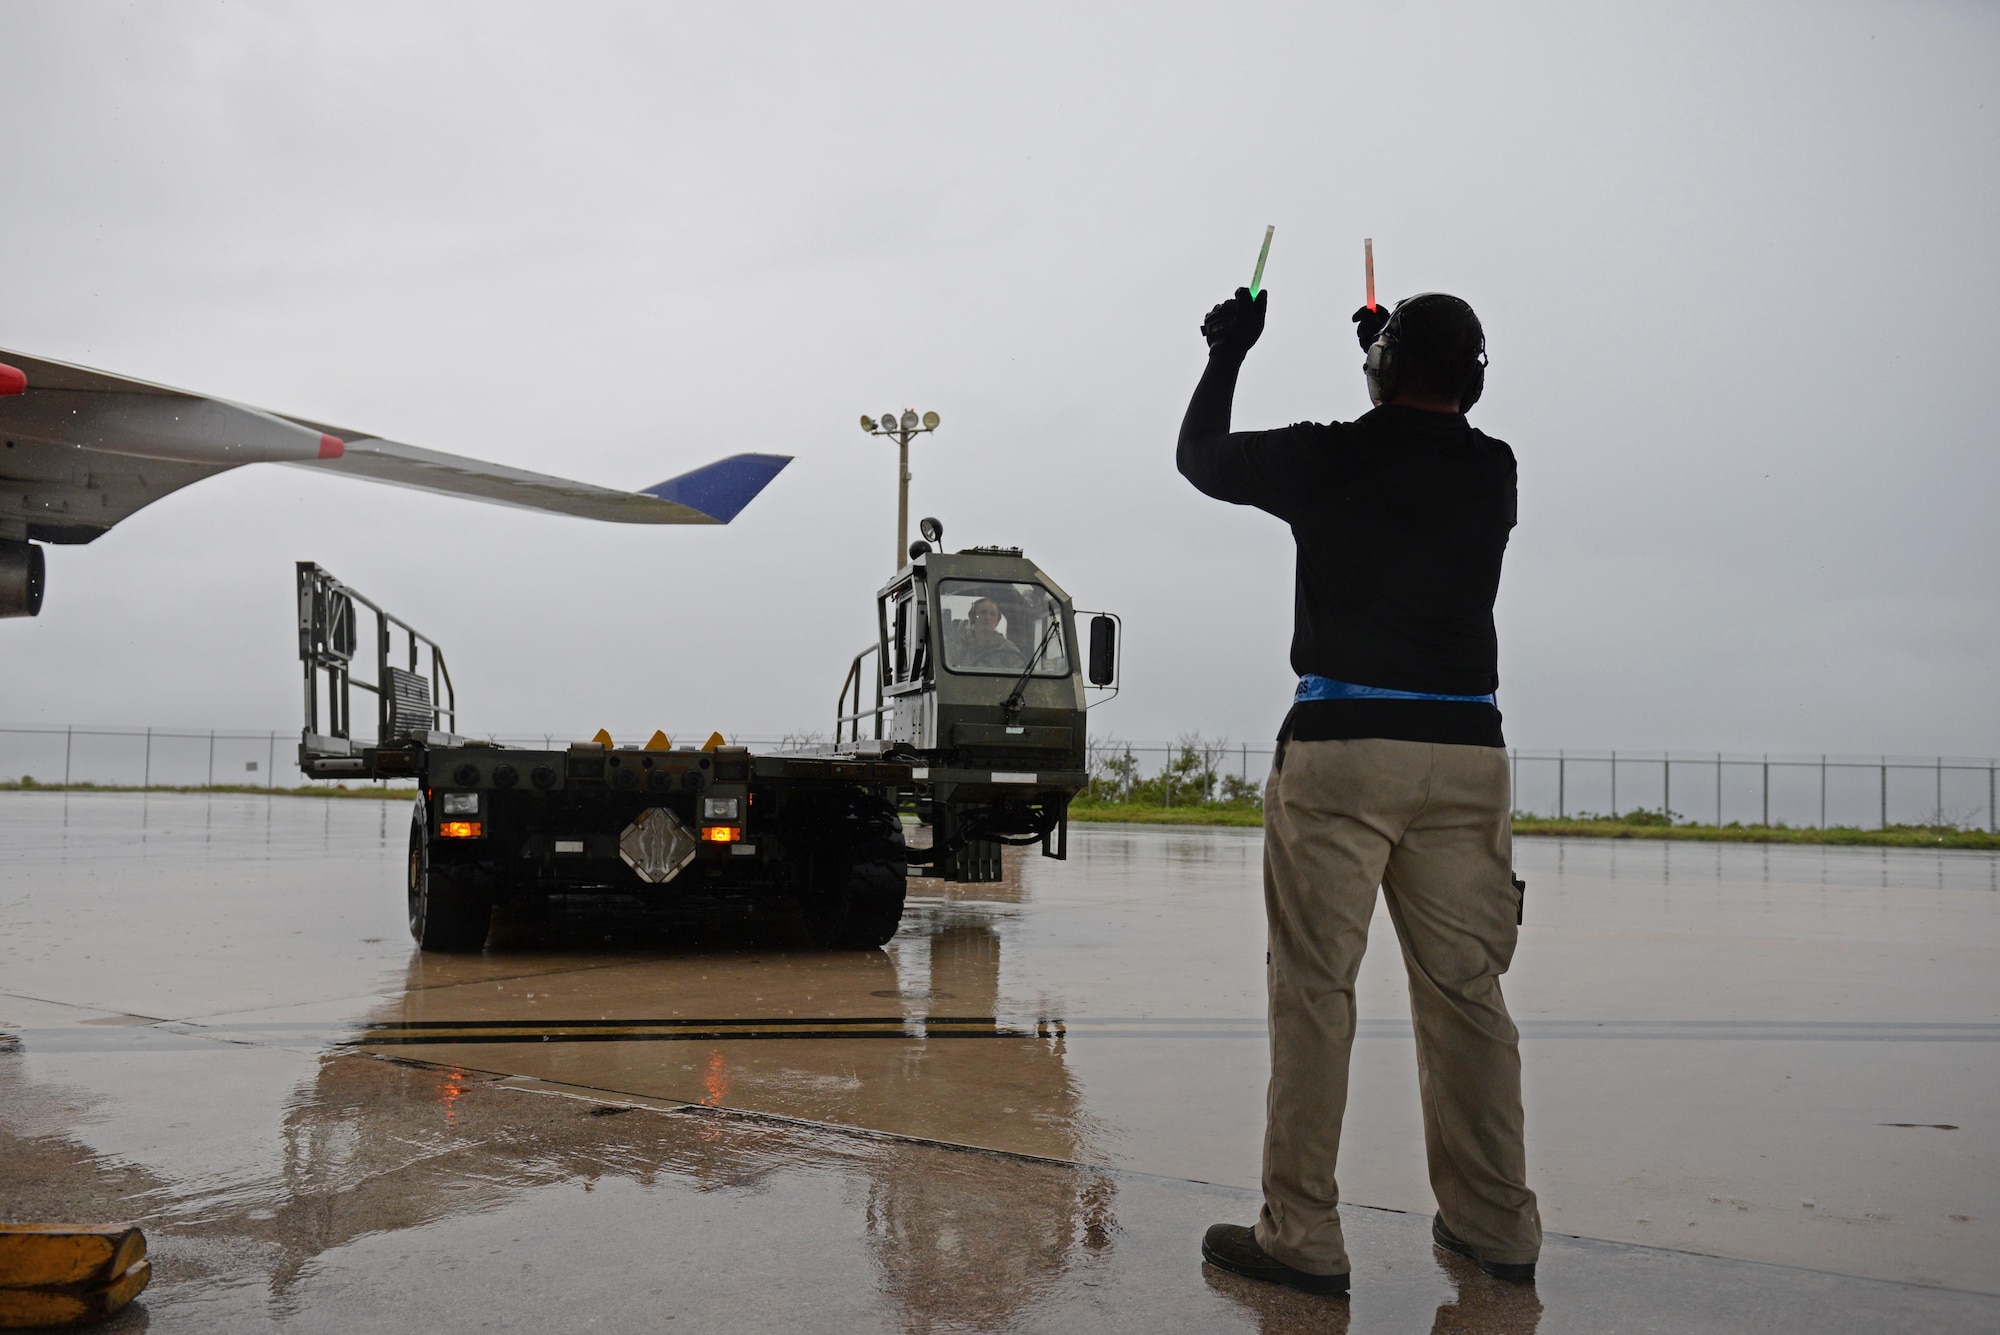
[{"xmin": 1294, "ymin": 673, "xmax": 1495, "ymax": 706}]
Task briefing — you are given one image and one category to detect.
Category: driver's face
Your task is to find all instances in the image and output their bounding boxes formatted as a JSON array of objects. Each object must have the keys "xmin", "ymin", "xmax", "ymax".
[{"xmin": 970, "ymin": 601, "xmax": 1002, "ymax": 634}]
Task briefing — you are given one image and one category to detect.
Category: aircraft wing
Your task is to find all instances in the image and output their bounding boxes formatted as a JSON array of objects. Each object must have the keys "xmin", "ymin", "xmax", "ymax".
[
  {"xmin": 0, "ymin": 348, "xmax": 791, "ymax": 546},
  {"xmin": 279, "ymin": 419, "xmax": 790, "ymax": 526}
]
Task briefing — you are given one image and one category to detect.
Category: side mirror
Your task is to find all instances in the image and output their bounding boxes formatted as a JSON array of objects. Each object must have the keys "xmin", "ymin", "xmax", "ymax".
[{"xmin": 1088, "ymin": 614, "xmax": 1117, "ymax": 687}]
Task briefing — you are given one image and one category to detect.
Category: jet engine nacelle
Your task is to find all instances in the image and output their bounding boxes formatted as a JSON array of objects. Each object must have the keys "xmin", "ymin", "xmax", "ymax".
[{"xmin": 0, "ymin": 540, "xmax": 46, "ymax": 618}]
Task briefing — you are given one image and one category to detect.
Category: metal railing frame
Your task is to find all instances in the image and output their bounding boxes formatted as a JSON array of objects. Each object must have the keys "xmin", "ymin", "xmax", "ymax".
[
  {"xmin": 296, "ymin": 562, "xmax": 455, "ymax": 749},
  {"xmin": 834, "ymin": 643, "xmax": 886, "ymax": 745}
]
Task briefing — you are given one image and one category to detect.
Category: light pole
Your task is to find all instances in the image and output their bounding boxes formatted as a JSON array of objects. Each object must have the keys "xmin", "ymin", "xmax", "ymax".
[{"xmin": 859, "ymin": 408, "xmax": 940, "ymax": 568}]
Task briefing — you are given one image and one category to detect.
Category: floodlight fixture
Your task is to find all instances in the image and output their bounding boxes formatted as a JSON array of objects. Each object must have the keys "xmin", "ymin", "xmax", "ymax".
[{"xmin": 855, "ymin": 403, "xmax": 945, "ymax": 570}]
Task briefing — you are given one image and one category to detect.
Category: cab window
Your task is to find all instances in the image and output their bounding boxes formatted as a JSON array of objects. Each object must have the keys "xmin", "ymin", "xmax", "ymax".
[
  {"xmin": 937, "ymin": 580, "xmax": 1070, "ymax": 677},
  {"xmin": 885, "ymin": 583, "xmax": 928, "ymax": 684}
]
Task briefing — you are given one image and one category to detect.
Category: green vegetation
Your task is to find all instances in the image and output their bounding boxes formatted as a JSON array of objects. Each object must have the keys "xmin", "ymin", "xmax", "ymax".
[
  {"xmin": 1072, "ymin": 743, "xmax": 1999, "ymax": 848},
  {"xmin": 1083, "ymin": 734, "xmax": 1263, "ymax": 811},
  {"xmin": 1071, "ymin": 803, "xmax": 1999, "ymax": 847},
  {"xmin": 1511, "ymin": 811, "xmax": 2000, "ymax": 850},
  {"xmin": 1071, "ymin": 802, "xmax": 1263, "ymax": 828}
]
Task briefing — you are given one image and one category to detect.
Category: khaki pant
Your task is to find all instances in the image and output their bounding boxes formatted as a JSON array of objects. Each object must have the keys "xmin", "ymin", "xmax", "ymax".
[{"xmin": 1253, "ymin": 737, "xmax": 1540, "ymax": 1275}]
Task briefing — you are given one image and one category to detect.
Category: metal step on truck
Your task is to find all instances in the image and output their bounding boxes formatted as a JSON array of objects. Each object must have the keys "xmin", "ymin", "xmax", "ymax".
[{"xmin": 296, "ymin": 518, "xmax": 1119, "ymax": 953}]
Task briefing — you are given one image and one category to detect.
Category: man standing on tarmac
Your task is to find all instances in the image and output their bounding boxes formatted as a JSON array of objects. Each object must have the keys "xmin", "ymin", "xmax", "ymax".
[{"xmin": 1178, "ymin": 282, "xmax": 1539, "ymax": 1296}]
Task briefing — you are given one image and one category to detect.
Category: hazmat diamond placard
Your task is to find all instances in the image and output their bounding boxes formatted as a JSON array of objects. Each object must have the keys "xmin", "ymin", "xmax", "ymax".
[{"xmin": 618, "ymin": 807, "xmax": 698, "ymax": 885}]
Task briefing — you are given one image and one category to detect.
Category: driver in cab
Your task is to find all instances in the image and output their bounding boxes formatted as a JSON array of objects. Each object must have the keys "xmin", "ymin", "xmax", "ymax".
[{"xmin": 957, "ymin": 597, "xmax": 1028, "ymax": 671}]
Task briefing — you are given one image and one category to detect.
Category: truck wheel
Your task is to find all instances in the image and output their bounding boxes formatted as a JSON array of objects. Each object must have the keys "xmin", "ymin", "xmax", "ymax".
[
  {"xmin": 407, "ymin": 796, "xmax": 491, "ymax": 953},
  {"xmin": 842, "ymin": 802, "xmax": 908, "ymax": 948},
  {"xmin": 802, "ymin": 796, "xmax": 907, "ymax": 949}
]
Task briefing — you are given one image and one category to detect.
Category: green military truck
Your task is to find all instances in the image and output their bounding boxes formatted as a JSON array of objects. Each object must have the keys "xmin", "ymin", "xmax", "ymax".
[{"xmin": 296, "ymin": 521, "xmax": 1117, "ymax": 952}]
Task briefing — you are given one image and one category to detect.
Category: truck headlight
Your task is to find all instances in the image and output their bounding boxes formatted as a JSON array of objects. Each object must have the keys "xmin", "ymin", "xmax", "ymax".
[
  {"xmin": 441, "ymin": 792, "xmax": 480, "ymax": 815},
  {"xmin": 702, "ymin": 796, "xmax": 740, "ymax": 821}
]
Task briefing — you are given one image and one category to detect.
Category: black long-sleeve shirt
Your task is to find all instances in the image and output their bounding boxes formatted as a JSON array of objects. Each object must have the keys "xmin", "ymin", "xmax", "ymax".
[{"xmin": 1177, "ymin": 351, "xmax": 1516, "ymax": 747}]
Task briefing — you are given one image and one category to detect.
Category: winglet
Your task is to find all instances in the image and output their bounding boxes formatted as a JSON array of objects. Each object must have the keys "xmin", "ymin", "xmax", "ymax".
[
  {"xmin": 0, "ymin": 363, "xmax": 25, "ymax": 397},
  {"xmin": 641, "ymin": 453, "xmax": 791, "ymax": 523}
]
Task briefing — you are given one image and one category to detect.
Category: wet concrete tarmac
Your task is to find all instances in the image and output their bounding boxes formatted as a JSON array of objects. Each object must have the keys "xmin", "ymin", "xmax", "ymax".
[{"xmin": 3, "ymin": 791, "xmax": 1996, "ymax": 1330}]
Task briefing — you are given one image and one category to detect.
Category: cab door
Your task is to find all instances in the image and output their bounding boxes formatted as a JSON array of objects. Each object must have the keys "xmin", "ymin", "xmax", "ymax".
[{"xmin": 881, "ymin": 574, "xmax": 936, "ymax": 748}]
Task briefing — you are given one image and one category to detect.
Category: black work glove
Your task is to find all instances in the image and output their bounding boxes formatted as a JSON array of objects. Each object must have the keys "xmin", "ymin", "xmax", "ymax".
[
  {"xmin": 1352, "ymin": 302, "xmax": 1391, "ymax": 351},
  {"xmin": 1200, "ymin": 287, "xmax": 1267, "ymax": 359}
]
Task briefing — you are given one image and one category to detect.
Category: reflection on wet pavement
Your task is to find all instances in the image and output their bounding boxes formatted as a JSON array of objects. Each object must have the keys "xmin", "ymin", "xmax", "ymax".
[
  {"xmin": 10, "ymin": 1050, "xmax": 1987, "ymax": 1334},
  {"xmin": 3, "ymin": 793, "xmax": 1998, "ymax": 1331}
]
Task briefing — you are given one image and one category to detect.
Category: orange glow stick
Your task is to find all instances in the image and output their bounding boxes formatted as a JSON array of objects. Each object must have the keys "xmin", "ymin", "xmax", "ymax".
[{"xmin": 1364, "ymin": 238, "xmax": 1376, "ymax": 310}]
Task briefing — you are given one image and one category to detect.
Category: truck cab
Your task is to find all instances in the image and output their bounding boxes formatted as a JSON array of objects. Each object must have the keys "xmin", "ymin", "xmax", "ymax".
[{"xmin": 842, "ymin": 524, "xmax": 1118, "ymax": 882}]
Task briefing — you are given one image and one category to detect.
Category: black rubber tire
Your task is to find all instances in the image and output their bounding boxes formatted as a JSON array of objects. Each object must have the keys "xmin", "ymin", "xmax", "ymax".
[
  {"xmin": 800, "ymin": 795, "xmax": 908, "ymax": 949},
  {"xmin": 407, "ymin": 795, "xmax": 491, "ymax": 953}
]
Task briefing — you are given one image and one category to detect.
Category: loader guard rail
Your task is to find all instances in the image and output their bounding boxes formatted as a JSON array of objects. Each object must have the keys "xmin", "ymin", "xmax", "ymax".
[
  {"xmin": 297, "ymin": 561, "xmax": 456, "ymax": 766},
  {"xmin": 835, "ymin": 641, "xmax": 886, "ymax": 745}
]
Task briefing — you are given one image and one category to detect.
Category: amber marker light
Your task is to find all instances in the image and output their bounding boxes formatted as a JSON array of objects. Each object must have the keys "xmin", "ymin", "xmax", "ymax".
[
  {"xmin": 700, "ymin": 825, "xmax": 743, "ymax": 843},
  {"xmin": 439, "ymin": 821, "xmax": 483, "ymax": 839}
]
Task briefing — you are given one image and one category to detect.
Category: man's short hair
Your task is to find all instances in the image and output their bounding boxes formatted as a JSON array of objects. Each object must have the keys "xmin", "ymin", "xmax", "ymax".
[{"xmin": 1392, "ymin": 295, "xmax": 1485, "ymax": 403}]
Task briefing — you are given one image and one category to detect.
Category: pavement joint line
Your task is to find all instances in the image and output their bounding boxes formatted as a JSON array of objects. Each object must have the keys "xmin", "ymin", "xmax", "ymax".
[
  {"xmin": 0, "ymin": 991, "xmax": 179, "ymax": 1024},
  {"xmin": 169, "ymin": 958, "xmax": 652, "ymax": 1020},
  {"xmin": 344, "ymin": 1048, "xmax": 2000, "ymax": 1302},
  {"xmin": 11, "ymin": 994, "xmax": 1994, "ymax": 1049}
]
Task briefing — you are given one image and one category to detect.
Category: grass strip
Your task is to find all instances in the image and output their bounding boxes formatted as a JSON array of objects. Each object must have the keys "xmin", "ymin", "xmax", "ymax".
[
  {"xmin": 1071, "ymin": 803, "xmax": 1264, "ymax": 828},
  {"xmin": 1071, "ymin": 803, "xmax": 2000, "ymax": 849}
]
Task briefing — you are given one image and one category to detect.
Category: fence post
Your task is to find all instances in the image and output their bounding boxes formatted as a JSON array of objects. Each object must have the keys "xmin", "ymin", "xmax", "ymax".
[
  {"xmin": 1936, "ymin": 756, "xmax": 1943, "ymax": 828},
  {"xmin": 1664, "ymin": 752, "xmax": 1671, "ymax": 822},
  {"xmin": 1880, "ymin": 757, "xmax": 1887, "ymax": 830},
  {"xmin": 1820, "ymin": 755, "xmax": 1827, "ymax": 829},
  {"xmin": 1715, "ymin": 752, "xmax": 1722, "ymax": 827},
  {"xmin": 1610, "ymin": 750, "xmax": 1617, "ymax": 817},
  {"xmin": 143, "ymin": 728, "xmax": 152, "ymax": 789},
  {"xmin": 207, "ymin": 730, "xmax": 215, "ymax": 788},
  {"xmin": 1558, "ymin": 750, "xmax": 1565, "ymax": 819},
  {"xmin": 1762, "ymin": 755, "xmax": 1769, "ymax": 828},
  {"xmin": 267, "ymin": 731, "xmax": 276, "ymax": 789},
  {"xmin": 1991, "ymin": 762, "xmax": 1995, "ymax": 834},
  {"xmin": 64, "ymin": 725, "xmax": 73, "ymax": 786}
]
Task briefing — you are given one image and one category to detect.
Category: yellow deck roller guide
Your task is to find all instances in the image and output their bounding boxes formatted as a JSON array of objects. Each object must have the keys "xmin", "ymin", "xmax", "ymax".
[{"xmin": 0, "ymin": 1225, "xmax": 150, "ymax": 1327}]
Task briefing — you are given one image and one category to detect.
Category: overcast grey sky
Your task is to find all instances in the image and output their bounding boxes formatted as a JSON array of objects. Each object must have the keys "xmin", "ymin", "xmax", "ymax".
[{"xmin": 2, "ymin": 1, "xmax": 1995, "ymax": 758}]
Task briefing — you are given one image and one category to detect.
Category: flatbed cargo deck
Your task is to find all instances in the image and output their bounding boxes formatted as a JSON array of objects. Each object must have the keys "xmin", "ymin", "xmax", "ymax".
[{"xmin": 294, "ymin": 530, "xmax": 1116, "ymax": 951}]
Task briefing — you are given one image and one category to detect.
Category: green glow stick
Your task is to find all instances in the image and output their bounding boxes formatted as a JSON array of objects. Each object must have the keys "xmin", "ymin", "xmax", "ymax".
[{"xmin": 1249, "ymin": 224, "xmax": 1274, "ymax": 298}]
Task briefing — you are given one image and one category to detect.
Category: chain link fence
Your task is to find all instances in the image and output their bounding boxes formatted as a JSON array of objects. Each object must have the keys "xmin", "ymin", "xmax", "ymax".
[
  {"xmin": 1084, "ymin": 737, "xmax": 1999, "ymax": 832},
  {"xmin": 2, "ymin": 725, "xmax": 1994, "ymax": 832}
]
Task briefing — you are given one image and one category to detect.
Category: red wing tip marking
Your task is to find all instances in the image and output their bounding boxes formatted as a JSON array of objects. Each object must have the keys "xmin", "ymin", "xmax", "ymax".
[
  {"xmin": 0, "ymin": 362, "xmax": 25, "ymax": 396},
  {"xmin": 317, "ymin": 433, "xmax": 346, "ymax": 459}
]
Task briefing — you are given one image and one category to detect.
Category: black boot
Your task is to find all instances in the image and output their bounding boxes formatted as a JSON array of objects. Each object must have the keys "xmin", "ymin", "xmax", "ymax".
[
  {"xmin": 1201, "ymin": 1224, "xmax": 1349, "ymax": 1296},
  {"xmin": 1432, "ymin": 1213, "xmax": 1536, "ymax": 1283}
]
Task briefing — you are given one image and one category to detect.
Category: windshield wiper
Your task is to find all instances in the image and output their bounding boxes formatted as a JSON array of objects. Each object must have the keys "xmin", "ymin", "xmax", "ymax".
[{"xmin": 1003, "ymin": 618, "xmax": 1060, "ymax": 722}]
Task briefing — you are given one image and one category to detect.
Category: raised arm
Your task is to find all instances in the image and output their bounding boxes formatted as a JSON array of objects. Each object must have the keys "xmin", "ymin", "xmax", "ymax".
[
  {"xmin": 1175, "ymin": 287, "xmax": 1318, "ymax": 517},
  {"xmin": 1176, "ymin": 286, "xmax": 1263, "ymax": 489}
]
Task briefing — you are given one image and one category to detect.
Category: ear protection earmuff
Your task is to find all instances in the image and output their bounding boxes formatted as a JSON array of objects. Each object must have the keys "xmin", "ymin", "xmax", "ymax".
[{"xmin": 1364, "ymin": 294, "xmax": 1488, "ymax": 412}]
